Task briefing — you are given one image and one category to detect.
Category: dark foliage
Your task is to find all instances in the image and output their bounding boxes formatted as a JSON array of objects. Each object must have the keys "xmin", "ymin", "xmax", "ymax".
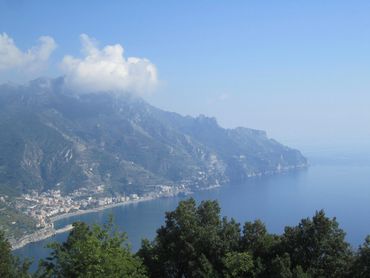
[
  {"xmin": 36, "ymin": 220, "xmax": 147, "ymax": 278},
  {"xmin": 1, "ymin": 199, "xmax": 369, "ymax": 277},
  {"xmin": 138, "ymin": 198, "xmax": 367, "ymax": 278},
  {"xmin": 0, "ymin": 230, "xmax": 31, "ymax": 278},
  {"xmin": 350, "ymin": 235, "xmax": 370, "ymax": 277}
]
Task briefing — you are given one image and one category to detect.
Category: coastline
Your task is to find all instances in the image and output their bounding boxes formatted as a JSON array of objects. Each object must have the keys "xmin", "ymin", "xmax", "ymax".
[
  {"xmin": 11, "ymin": 165, "xmax": 307, "ymax": 250},
  {"xmin": 11, "ymin": 194, "xmax": 166, "ymax": 250},
  {"xmin": 49, "ymin": 195, "xmax": 157, "ymax": 223},
  {"xmin": 11, "ymin": 185, "xmax": 213, "ymax": 250},
  {"xmin": 11, "ymin": 224, "xmax": 74, "ymax": 250}
]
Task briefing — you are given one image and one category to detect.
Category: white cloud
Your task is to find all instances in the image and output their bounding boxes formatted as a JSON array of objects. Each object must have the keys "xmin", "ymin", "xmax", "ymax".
[
  {"xmin": 61, "ymin": 34, "xmax": 158, "ymax": 95},
  {"xmin": 0, "ymin": 33, "xmax": 56, "ymax": 75}
]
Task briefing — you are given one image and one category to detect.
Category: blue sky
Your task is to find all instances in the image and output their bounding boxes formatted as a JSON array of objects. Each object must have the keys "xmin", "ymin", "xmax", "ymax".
[{"xmin": 1, "ymin": 1, "xmax": 370, "ymax": 150}]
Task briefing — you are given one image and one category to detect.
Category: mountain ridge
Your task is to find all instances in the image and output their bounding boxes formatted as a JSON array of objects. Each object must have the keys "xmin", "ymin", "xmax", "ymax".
[{"xmin": 0, "ymin": 77, "xmax": 307, "ymax": 196}]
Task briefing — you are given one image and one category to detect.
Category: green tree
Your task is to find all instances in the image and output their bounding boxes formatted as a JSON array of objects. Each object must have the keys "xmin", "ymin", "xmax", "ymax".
[
  {"xmin": 0, "ymin": 230, "xmax": 30, "ymax": 278},
  {"xmin": 36, "ymin": 221, "xmax": 147, "ymax": 278},
  {"xmin": 281, "ymin": 210, "xmax": 352, "ymax": 277},
  {"xmin": 291, "ymin": 266, "xmax": 311, "ymax": 278},
  {"xmin": 270, "ymin": 254, "xmax": 312, "ymax": 278},
  {"xmin": 350, "ymin": 235, "xmax": 370, "ymax": 277},
  {"xmin": 137, "ymin": 198, "xmax": 241, "ymax": 277},
  {"xmin": 223, "ymin": 251, "xmax": 254, "ymax": 277},
  {"xmin": 270, "ymin": 253, "xmax": 293, "ymax": 278},
  {"xmin": 241, "ymin": 219, "xmax": 280, "ymax": 276},
  {"xmin": 241, "ymin": 219, "xmax": 280, "ymax": 258}
]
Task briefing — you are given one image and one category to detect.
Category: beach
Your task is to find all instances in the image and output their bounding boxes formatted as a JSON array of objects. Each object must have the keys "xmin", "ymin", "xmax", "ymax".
[{"xmin": 11, "ymin": 195, "xmax": 158, "ymax": 250}]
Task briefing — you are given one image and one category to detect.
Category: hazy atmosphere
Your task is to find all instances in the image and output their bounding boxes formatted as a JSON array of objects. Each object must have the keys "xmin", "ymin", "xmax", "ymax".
[
  {"xmin": 1, "ymin": 1, "xmax": 370, "ymax": 149},
  {"xmin": 2, "ymin": 2, "xmax": 370, "ymax": 277}
]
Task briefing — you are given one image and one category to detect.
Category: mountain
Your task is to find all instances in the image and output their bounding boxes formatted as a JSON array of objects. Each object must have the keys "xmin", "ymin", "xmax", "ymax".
[{"xmin": 0, "ymin": 78, "xmax": 307, "ymax": 196}]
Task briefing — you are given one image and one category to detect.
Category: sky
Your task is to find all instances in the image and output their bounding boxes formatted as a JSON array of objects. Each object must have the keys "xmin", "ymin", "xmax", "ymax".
[{"xmin": 1, "ymin": 1, "xmax": 370, "ymax": 151}]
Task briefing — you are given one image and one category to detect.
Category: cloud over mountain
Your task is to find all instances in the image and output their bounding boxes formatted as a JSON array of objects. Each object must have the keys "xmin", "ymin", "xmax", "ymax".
[
  {"xmin": 0, "ymin": 33, "xmax": 56, "ymax": 78},
  {"xmin": 61, "ymin": 34, "xmax": 158, "ymax": 95}
]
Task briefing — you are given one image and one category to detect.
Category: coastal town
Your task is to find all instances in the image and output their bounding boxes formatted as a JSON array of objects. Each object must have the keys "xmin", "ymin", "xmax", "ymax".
[
  {"xmin": 0, "ymin": 170, "xmax": 224, "ymax": 249},
  {"xmin": 13, "ymin": 184, "xmax": 192, "ymax": 230},
  {"xmin": 3, "ymin": 183, "xmax": 192, "ymax": 249}
]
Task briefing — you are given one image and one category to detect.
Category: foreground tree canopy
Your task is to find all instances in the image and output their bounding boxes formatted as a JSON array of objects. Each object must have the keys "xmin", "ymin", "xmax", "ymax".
[
  {"xmin": 1, "ymin": 198, "xmax": 369, "ymax": 277},
  {"xmin": 36, "ymin": 220, "xmax": 147, "ymax": 278},
  {"xmin": 0, "ymin": 230, "xmax": 30, "ymax": 278},
  {"xmin": 138, "ymin": 199, "xmax": 365, "ymax": 278}
]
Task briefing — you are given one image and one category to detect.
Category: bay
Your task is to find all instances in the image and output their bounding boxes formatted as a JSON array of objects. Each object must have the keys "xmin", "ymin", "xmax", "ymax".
[{"xmin": 14, "ymin": 150, "xmax": 370, "ymax": 271}]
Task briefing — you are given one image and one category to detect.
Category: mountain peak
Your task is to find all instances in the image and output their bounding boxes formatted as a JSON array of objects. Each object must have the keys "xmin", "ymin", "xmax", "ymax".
[{"xmin": 0, "ymin": 80, "xmax": 307, "ymax": 195}]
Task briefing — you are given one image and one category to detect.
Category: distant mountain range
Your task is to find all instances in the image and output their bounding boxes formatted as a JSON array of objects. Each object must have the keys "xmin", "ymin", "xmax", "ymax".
[{"xmin": 0, "ymin": 77, "xmax": 307, "ymax": 196}]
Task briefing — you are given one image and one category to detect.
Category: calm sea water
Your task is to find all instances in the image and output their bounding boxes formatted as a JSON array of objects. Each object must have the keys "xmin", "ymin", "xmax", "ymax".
[{"xmin": 14, "ymin": 150, "xmax": 370, "ymax": 271}]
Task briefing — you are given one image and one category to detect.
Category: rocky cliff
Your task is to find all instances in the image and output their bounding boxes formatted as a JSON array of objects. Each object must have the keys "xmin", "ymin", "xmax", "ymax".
[{"xmin": 0, "ymin": 78, "xmax": 307, "ymax": 196}]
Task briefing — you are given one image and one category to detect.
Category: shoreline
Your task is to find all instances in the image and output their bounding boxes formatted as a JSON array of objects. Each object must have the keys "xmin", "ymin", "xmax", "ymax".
[
  {"xmin": 11, "ymin": 194, "xmax": 174, "ymax": 250},
  {"xmin": 49, "ymin": 195, "xmax": 157, "ymax": 223},
  {"xmin": 11, "ymin": 166, "xmax": 307, "ymax": 250},
  {"xmin": 11, "ymin": 224, "xmax": 74, "ymax": 250}
]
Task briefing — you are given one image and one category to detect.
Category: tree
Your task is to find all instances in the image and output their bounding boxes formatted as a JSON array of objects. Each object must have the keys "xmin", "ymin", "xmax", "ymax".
[
  {"xmin": 350, "ymin": 235, "xmax": 370, "ymax": 277},
  {"xmin": 241, "ymin": 219, "xmax": 280, "ymax": 276},
  {"xmin": 3, "ymin": 199, "xmax": 368, "ymax": 277},
  {"xmin": 281, "ymin": 210, "xmax": 352, "ymax": 277},
  {"xmin": 223, "ymin": 251, "xmax": 254, "ymax": 278},
  {"xmin": 270, "ymin": 253, "xmax": 293, "ymax": 278},
  {"xmin": 241, "ymin": 219, "xmax": 280, "ymax": 258},
  {"xmin": 36, "ymin": 221, "xmax": 147, "ymax": 278},
  {"xmin": 0, "ymin": 230, "xmax": 30, "ymax": 278},
  {"xmin": 137, "ymin": 198, "xmax": 241, "ymax": 277}
]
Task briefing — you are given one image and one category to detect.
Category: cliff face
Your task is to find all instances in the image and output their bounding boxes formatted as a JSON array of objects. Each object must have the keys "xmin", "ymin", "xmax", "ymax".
[{"xmin": 0, "ymin": 78, "xmax": 307, "ymax": 195}]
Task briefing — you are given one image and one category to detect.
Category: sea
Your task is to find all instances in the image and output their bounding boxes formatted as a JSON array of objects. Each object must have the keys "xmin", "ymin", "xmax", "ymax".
[{"xmin": 14, "ymin": 147, "xmax": 370, "ymax": 271}]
